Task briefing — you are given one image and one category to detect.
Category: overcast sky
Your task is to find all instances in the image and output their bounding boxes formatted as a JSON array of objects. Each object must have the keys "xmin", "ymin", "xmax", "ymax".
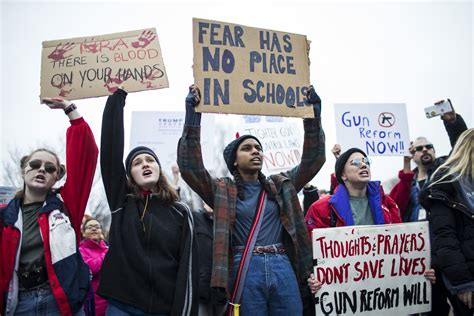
[{"xmin": 1, "ymin": 0, "xmax": 472, "ymax": 193}]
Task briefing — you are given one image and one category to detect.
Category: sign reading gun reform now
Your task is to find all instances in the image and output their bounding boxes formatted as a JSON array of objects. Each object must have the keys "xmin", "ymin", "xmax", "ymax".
[
  {"xmin": 40, "ymin": 28, "xmax": 168, "ymax": 100},
  {"xmin": 193, "ymin": 18, "xmax": 313, "ymax": 118}
]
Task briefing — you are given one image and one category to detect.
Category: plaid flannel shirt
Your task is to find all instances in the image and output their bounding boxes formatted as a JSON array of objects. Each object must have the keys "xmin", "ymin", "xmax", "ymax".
[{"xmin": 177, "ymin": 118, "xmax": 325, "ymax": 294}]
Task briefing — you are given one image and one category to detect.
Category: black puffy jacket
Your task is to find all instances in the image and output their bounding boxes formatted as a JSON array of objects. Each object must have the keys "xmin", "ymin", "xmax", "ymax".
[{"xmin": 420, "ymin": 174, "xmax": 474, "ymax": 289}]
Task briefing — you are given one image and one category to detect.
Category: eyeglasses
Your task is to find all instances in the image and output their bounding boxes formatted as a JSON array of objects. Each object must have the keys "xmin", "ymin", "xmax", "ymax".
[
  {"xmin": 349, "ymin": 157, "xmax": 371, "ymax": 168},
  {"xmin": 28, "ymin": 159, "xmax": 57, "ymax": 174},
  {"xmin": 415, "ymin": 144, "xmax": 434, "ymax": 152},
  {"xmin": 85, "ymin": 224, "xmax": 101, "ymax": 230}
]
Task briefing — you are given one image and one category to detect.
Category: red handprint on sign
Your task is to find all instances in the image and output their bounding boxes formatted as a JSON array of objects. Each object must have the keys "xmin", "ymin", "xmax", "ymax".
[
  {"xmin": 82, "ymin": 43, "xmax": 99, "ymax": 54},
  {"xmin": 104, "ymin": 76, "xmax": 124, "ymax": 94},
  {"xmin": 140, "ymin": 69, "xmax": 164, "ymax": 89},
  {"xmin": 131, "ymin": 30, "xmax": 156, "ymax": 48},
  {"xmin": 51, "ymin": 75, "xmax": 73, "ymax": 97},
  {"xmin": 48, "ymin": 42, "xmax": 75, "ymax": 61}
]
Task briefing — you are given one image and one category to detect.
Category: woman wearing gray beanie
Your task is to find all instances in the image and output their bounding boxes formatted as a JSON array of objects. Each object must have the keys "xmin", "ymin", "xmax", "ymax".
[{"xmin": 98, "ymin": 88, "xmax": 198, "ymax": 316}]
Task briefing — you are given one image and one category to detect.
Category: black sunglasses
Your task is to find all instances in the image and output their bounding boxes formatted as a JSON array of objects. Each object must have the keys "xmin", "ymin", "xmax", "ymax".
[
  {"xmin": 28, "ymin": 159, "xmax": 57, "ymax": 174},
  {"xmin": 415, "ymin": 144, "xmax": 434, "ymax": 152}
]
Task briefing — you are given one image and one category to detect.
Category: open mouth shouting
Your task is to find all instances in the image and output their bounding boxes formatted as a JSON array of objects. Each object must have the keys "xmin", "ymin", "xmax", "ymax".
[
  {"xmin": 142, "ymin": 169, "xmax": 153, "ymax": 177},
  {"xmin": 359, "ymin": 169, "xmax": 370, "ymax": 177},
  {"xmin": 34, "ymin": 173, "xmax": 47, "ymax": 183}
]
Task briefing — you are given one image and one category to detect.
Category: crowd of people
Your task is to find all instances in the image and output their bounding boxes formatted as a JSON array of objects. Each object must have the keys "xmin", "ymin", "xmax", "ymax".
[{"xmin": 0, "ymin": 83, "xmax": 472, "ymax": 316}]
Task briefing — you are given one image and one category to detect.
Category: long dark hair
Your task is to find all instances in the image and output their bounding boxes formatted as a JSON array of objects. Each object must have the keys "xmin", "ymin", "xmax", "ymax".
[
  {"xmin": 127, "ymin": 167, "xmax": 179, "ymax": 205},
  {"xmin": 15, "ymin": 148, "xmax": 66, "ymax": 199}
]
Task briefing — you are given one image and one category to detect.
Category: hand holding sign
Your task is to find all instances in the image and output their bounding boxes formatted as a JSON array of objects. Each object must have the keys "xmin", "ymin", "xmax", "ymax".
[
  {"xmin": 42, "ymin": 97, "xmax": 72, "ymax": 110},
  {"xmin": 185, "ymin": 85, "xmax": 202, "ymax": 126},
  {"xmin": 307, "ymin": 85, "xmax": 322, "ymax": 118},
  {"xmin": 307, "ymin": 273, "xmax": 322, "ymax": 294}
]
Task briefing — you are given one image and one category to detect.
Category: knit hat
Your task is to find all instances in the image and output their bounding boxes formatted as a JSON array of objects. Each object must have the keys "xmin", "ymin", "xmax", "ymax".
[
  {"xmin": 125, "ymin": 146, "xmax": 160, "ymax": 178},
  {"xmin": 223, "ymin": 135, "xmax": 263, "ymax": 173},
  {"xmin": 335, "ymin": 148, "xmax": 367, "ymax": 184}
]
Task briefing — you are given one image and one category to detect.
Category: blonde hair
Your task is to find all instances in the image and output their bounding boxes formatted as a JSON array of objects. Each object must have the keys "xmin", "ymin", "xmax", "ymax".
[{"xmin": 430, "ymin": 128, "xmax": 473, "ymax": 186}]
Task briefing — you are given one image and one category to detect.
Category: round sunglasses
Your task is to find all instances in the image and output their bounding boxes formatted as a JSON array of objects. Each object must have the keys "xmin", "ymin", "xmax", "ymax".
[
  {"xmin": 28, "ymin": 159, "xmax": 58, "ymax": 174},
  {"xmin": 349, "ymin": 157, "xmax": 371, "ymax": 168}
]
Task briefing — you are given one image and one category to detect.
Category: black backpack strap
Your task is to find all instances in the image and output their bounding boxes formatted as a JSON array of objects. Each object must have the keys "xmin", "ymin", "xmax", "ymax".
[{"xmin": 329, "ymin": 209, "xmax": 337, "ymax": 227}]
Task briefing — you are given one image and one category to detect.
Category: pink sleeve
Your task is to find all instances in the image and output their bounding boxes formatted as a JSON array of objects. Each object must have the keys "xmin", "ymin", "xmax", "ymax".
[
  {"xmin": 79, "ymin": 245, "xmax": 106, "ymax": 275},
  {"xmin": 60, "ymin": 118, "xmax": 99, "ymax": 240}
]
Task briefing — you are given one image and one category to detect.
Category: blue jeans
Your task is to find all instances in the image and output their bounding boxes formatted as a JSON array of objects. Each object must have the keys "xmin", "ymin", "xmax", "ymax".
[
  {"xmin": 232, "ymin": 251, "xmax": 303, "ymax": 315},
  {"xmin": 14, "ymin": 284, "xmax": 85, "ymax": 316},
  {"xmin": 106, "ymin": 300, "xmax": 169, "ymax": 316}
]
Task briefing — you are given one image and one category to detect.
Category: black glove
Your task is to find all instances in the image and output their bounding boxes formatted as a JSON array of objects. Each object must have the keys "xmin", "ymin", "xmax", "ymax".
[
  {"xmin": 185, "ymin": 85, "xmax": 202, "ymax": 126},
  {"xmin": 306, "ymin": 85, "xmax": 321, "ymax": 118}
]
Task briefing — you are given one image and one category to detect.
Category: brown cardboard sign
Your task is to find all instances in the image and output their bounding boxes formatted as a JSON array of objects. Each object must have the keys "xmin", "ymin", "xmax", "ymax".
[
  {"xmin": 40, "ymin": 28, "xmax": 168, "ymax": 100},
  {"xmin": 193, "ymin": 18, "xmax": 313, "ymax": 118}
]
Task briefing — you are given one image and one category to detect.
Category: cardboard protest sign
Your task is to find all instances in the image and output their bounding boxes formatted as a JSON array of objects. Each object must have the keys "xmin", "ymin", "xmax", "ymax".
[
  {"xmin": 193, "ymin": 18, "xmax": 313, "ymax": 118},
  {"xmin": 41, "ymin": 28, "xmax": 168, "ymax": 100},
  {"xmin": 129, "ymin": 111, "xmax": 215, "ymax": 177},
  {"xmin": 0, "ymin": 186, "xmax": 17, "ymax": 205},
  {"xmin": 238, "ymin": 116, "xmax": 303, "ymax": 173},
  {"xmin": 334, "ymin": 103, "xmax": 410, "ymax": 156},
  {"xmin": 312, "ymin": 222, "xmax": 431, "ymax": 315}
]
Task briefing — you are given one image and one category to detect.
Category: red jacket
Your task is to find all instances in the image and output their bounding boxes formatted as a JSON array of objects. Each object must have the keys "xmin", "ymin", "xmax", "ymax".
[
  {"xmin": 306, "ymin": 181, "xmax": 401, "ymax": 234},
  {"xmin": 0, "ymin": 118, "xmax": 98, "ymax": 315}
]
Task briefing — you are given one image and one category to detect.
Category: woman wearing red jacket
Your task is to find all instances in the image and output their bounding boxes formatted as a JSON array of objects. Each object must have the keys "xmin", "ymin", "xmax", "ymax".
[
  {"xmin": 306, "ymin": 148, "xmax": 401, "ymax": 232},
  {"xmin": 0, "ymin": 98, "xmax": 98, "ymax": 316}
]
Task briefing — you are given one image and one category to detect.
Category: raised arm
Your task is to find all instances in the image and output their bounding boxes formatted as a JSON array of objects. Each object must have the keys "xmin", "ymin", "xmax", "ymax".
[
  {"xmin": 177, "ymin": 86, "xmax": 217, "ymax": 208},
  {"xmin": 42, "ymin": 98, "xmax": 99, "ymax": 236},
  {"xmin": 100, "ymin": 89, "xmax": 129, "ymax": 211},
  {"xmin": 443, "ymin": 113, "xmax": 467, "ymax": 149},
  {"xmin": 283, "ymin": 86, "xmax": 326, "ymax": 192}
]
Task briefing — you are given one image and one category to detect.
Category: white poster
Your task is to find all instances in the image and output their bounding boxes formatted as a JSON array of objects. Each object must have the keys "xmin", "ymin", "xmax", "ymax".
[
  {"xmin": 312, "ymin": 222, "xmax": 431, "ymax": 315},
  {"xmin": 237, "ymin": 116, "xmax": 303, "ymax": 174},
  {"xmin": 334, "ymin": 104, "xmax": 410, "ymax": 156},
  {"xmin": 130, "ymin": 111, "xmax": 215, "ymax": 178}
]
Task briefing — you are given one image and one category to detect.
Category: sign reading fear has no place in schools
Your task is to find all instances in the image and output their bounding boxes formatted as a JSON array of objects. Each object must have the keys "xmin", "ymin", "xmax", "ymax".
[
  {"xmin": 193, "ymin": 18, "xmax": 314, "ymax": 118},
  {"xmin": 40, "ymin": 28, "xmax": 168, "ymax": 100},
  {"xmin": 312, "ymin": 222, "xmax": 431, "ymax": 315},
  {"xmin": 334, "ymin": 103, "xmax": 410, "ymax": 156}
]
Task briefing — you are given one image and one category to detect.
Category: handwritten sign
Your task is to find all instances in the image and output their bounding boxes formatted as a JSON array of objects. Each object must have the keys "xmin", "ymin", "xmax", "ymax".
[
  {"xmin": 130, "ymin": 111, "xmax": 215, "ymax": 177},
  {"xmin": 238, "ymin": 116, "xmax": 303, "ymax": 173},
  {"xmin": 312, "ymin": 222, "xmax": 431, "ymax": 315},
  {"xmin": 40, "ymin": 28, "xmax": 168, "ymax": 100},
  {"xmin": 334, "ymin": 104, "xmax": 410, "ymax": 156},
  {"xmin": 193, "ymin": 18, "xmax": 313, "ymax": 118}
]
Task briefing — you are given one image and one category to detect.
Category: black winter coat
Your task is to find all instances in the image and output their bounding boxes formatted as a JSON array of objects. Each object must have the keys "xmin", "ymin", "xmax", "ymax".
[{"xmin": 420, "ymin": 174, "xmax": 474, "ymax": 290}]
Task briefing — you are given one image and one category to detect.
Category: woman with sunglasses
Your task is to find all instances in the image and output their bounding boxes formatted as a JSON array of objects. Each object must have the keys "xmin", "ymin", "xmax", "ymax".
[
  {"xmin": 79, "ymin": 217, "xmax": 108, "ymax": 316},
  {"xmin": 97, "ymin": 88, "xmax": 198, "ymax": 316},
  {"xmin": 305, "ymin": 147, "xmax": 401, "ymax": 231},
  {"xmin": 0, "ymin": 98, "xmax": 99, "ymax": 315}
]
